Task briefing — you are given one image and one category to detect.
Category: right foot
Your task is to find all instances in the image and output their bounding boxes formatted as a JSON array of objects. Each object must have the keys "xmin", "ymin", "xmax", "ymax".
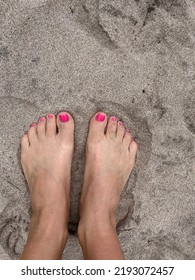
[{"xmin": 78, "ymin": 112, "xmax": 138, "ymax": 232}]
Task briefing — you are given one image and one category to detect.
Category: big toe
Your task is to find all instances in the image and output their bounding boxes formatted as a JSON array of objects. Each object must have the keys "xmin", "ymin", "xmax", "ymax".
[
  {"xmin": 57, "ymin": 112, "xmax": 74, "ymax": 146},
  {"xmin": 88, "ymin": 112, "xmax": 107, "ymax": 141}
]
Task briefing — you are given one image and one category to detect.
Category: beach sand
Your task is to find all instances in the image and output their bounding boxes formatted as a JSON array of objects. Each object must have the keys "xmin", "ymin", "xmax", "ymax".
[{"xmin": 0, "ymin": 0, "xmax": 194, "ymax": 259}]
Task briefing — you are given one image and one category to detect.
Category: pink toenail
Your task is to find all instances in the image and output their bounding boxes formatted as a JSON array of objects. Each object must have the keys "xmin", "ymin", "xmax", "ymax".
[
  {"xmin": 48, "ymin": 114, "xmax": 53, "ymax": 119},
  {"xmin": 39, "ymin": 117, "xmax": 45, "ymax": 122},
  {"xmin": 59, "ymin": 114, "xmax": 69, "ymax": 122},
  {"xmin": 111, "ymin": 116, "xmax": 117, "ymax": 121},
  {"xmin": 126, "ymin": 128, "xmax": 130, "ymax": 132},
  {"xmin": 31, "ymin": 123, "xmax": 36, "ymax": 127},
  {"xmin": 96, "ymin": 113, "xmax": 105, "ymax": 122},
  {"xmin": 118, "ymin": 121, "xmax": 123, "ymax": 126}
]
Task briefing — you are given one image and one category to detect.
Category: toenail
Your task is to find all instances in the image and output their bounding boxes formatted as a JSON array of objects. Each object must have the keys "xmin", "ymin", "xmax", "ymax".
[
  {"xmin": 39, "ymin": 117, "xmax": 45, "ymax": 122},
  {"xmin": 48, "ymin": 114, "xmax": 53, "ymax": 119},
  {"xmin": 31, "ymin": 123, "xmax": 37, "ymax": 127},
  {"xmin": 118, "ymin": 121, "xmax": 123, "ymax": 126},
  {"xmin": 95, "ymin": 113, "xmax": 105, "ymax": 122},
  {"xmin": 126, "ymin": 128, "xmax": 130, "ymax": 132},
  {"xmin": 111, "ymin": 116, "xmax": 117, "ymax": 121},
  {"xmin": 59, "ymin": 114, "xmax": 69, "ymax": 122}
]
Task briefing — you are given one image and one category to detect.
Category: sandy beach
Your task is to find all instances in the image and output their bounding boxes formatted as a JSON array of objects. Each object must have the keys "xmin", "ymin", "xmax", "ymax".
[{"xmin": 0, "ymin": 0, "xmax": 194, "ymax": 259}]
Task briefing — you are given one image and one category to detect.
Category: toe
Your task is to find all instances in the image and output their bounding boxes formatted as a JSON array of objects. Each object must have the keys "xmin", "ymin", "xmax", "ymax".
[
  {"xmin": 20, "ymin": 133, "xmax": 30, "ymax": 150},
  {"xmin": 28, "ymin": 123, "xmax": 37, "ymax": 144},
  {"xmin": 57, "ymin": 112, "xmax": 74, "ymax": 145},
  {"xmin": 106, "ymin": 116, "xmax": 118, "ymax": 139},
  {"xmin": 88, "ymin": 112, "xmax": 107, "ymax": 140},
  {"xmin": 123, "ymin": 129, "xmax": 132, "ymax": 147},
  {"xmin": 129, "ymin": 139, "xmax": 139, "ymax": 161},
  {"xmin": 37, "ymin": 116, "xmax": 46, "ymax": 139},
  {"xmin": 116, "ymin": 121, "xmax": 126, "ymax": 142},
  {"xmin": 46, "ymin": 114, "xmax": 57, "ymax": 137}
]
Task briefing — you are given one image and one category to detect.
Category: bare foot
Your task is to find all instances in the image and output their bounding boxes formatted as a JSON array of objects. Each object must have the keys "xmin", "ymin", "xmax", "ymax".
[
  {"xmin": 20, "ymin": 112, "xmax": 74, "ymax": 259},
  {"xmin": 78, "ymin": 112, "xmax": 138, "ymax": 259}
]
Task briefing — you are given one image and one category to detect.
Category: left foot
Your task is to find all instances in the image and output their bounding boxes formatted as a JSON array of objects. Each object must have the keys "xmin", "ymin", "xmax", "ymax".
[{"xmin": 20, "ymin": 112, "xmax": 74, "ymax": 259}]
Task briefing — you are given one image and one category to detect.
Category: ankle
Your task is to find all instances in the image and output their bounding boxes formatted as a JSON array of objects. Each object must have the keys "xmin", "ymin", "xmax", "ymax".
[
  {"xmin": 21, "ymin": 216, "xmax": 68, "ymax": 259},
  {"xmin": 77, "ymin": 214, "xmax": 122, "ymax": 260},
  {"xmin": 29, "ymin": 211, "xmax": 68, "ymax": 240},
  {"xmin": 78, "ymin": 211, "xmax": 116, "ymax": 242}
]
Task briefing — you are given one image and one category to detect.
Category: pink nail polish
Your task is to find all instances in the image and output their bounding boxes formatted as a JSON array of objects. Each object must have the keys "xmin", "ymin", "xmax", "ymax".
[
  {"xmin": 48, "ymin": 114, "xmax": 53, "ymax": 119},
  {"xmin": 31, "ymin": 123, "xmax": 36, "ymax": 127},
  {"xmin": 126, "ymin": 128, "xmax": 130, "ymax": 132},
  {"xmin": 96, "ymin": 113, "xmax": 105, "ymax": 122},
  {"xmin": 39, "ymin": 117, "xmax": 45, "ymax": 122},
  {"xmin": 118, "ymin": 121, "xmax": 123, "ymax": 126},
  {"xmin": 111, "ymin": 116, "xmax": 117, "ymax": 121},
  {"xmin": 59, "ymin": 114, "xmax": 69, "ymax": 122}
]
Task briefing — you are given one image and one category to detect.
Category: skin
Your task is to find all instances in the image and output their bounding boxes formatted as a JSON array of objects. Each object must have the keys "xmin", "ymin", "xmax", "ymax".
[{"xmin": 20, "ymin": 111, "xmax": 138, "ymax": 260}]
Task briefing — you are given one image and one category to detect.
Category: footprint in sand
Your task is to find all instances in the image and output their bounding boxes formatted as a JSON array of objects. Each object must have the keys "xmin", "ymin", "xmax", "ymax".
[
  {"xmin": 0, "ymin": 197, "xmax": 30, "ymax": 259},
  {"xmin": 74, "ymin": 0, "xmax": 191, "ymax": 52}
]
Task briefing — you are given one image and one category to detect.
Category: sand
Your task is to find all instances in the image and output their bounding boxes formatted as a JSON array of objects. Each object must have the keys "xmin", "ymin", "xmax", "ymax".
[{"xmin": 0, "ymin": 0, "xmax": 194, "ymax": 259}]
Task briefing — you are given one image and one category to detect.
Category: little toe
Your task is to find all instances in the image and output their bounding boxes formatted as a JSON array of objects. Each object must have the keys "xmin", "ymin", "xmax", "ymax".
[
  {"xmin": 129, "ymin": 139, "xmax": 139, "ymax": 161},
  {"xmin": 57, "ymin": 112, "xmax": 74, "ymax": 145},
  {"xmin": 88, "ymin": 112, "xmax": 107, "ymax": 140},
  {"xmin": 28, "ymin": 123, "xmax": 37, "ymax": 144},
  {"xmin": 106, "ymin": 116, "xmax": 118, "ymax": 139},
  {"xmin": 20, "ymin": 133, "xmax": 30, "ymax": 151},
  {"xmin": 116, "ymin": 121, "xmax": 126, "ymax": 142},
  {"xmin": 46, "ymin": 114, "xmax": 57, "ymax": 137},
  {"xmin": 37, "ymin": 116, "xmax": 46, "ymax": 139},
  {"xmin": 123, "ymin": 129, "xmax": 132, "ymax": 148}
]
